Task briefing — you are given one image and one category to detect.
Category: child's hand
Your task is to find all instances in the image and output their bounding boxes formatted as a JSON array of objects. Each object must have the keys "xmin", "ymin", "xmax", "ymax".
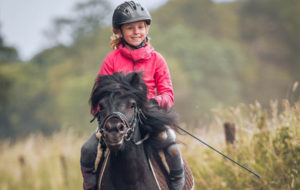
[{"xmin": 148, "ymin": 98, "xmax": 159, "ymax": 109}]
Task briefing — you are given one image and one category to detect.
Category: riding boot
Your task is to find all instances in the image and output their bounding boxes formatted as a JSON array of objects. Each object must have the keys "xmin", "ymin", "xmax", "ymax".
[
  {"xmin": 153, "ymin": 128, "xmax": 185, "ymax": 190},
  {"xmin": 164, "ymin": 143, "xmax": 185, "ymax": 190},
  {"xmin": 80, "ymin": 131, "xmax": 98, "ymax": 190}
]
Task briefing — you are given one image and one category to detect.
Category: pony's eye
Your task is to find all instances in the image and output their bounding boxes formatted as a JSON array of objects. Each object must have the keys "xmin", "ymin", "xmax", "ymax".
[
  {"xmin": 130, "ymin": 102, "xmax": 136, "ymax": 109},
  {"xmin": 99, "ymin": 103, "xmax": 105, "ymax": 111},
  {"xmin": 119, "ymin": 124, "xmax": 125, "ymax": 131}
]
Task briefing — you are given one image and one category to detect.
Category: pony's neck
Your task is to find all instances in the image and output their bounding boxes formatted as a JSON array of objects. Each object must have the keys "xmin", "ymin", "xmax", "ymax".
[
  {"xmin": 110, "ymin": 142, "xmax": 147, "ymax": 175},
  {"xmin": 109, "ymin": 142, "xmax": 156, "ymax": 189}
]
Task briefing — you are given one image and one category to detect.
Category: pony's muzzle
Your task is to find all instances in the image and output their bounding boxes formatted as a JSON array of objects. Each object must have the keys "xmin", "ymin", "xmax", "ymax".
[{"xmin": 102, "ymin": 117, "xmax": 128, "ymax": 149}]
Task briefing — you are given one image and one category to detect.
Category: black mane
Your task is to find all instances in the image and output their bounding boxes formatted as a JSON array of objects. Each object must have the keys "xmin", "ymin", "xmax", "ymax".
[{"xmin": 89, "ymin": 72, "xmax": 179, "ymax": 135}]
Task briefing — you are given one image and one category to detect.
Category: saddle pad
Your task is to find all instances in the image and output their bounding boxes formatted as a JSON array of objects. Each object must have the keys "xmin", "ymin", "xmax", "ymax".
[{"xmin": 149, "ymin": 155, "xmax": 194, "ymax": 190}]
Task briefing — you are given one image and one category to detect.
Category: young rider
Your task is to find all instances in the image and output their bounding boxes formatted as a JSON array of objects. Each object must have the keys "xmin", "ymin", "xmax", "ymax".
[{"xmin": 80, "ymin": 1, "xmax": 185, "ymax": 190}]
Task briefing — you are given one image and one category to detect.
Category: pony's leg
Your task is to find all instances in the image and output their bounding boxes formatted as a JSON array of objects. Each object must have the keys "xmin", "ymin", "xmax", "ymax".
[
  {"xmin": 157, "ymin": 129, "xmax": 185, "ymax": 190},
  {"xmin": 80, "ymin": 131, "xmax": 99, "ymax": 190}
]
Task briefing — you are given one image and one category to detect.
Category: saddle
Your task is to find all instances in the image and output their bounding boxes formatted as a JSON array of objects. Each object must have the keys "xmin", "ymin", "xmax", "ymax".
[
  {"xmin": 96, "ymin": 149, "xmax": 194, "ymax": 190},
  {"xmin": 150, "ymin": 151, "xmax": 194, "ymax": 190}
]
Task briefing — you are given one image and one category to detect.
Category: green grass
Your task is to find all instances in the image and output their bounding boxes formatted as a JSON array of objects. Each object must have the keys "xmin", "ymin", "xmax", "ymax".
[
  {"xmin": 0, "ymin": 100, "xmax": 299, "ymax": 189},
  {"xmin": 182, "ymin": 100, "xmax": 300, "ymax": 190},
  {"xmin": 0, "ymin": 131, "xmax": 84, "ymax": 190}
]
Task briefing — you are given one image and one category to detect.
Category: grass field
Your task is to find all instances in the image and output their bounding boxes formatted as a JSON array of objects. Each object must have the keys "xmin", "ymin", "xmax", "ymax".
[{"xmin": 0, "ymin": 100, "xmax": 299, "ymax": 189}]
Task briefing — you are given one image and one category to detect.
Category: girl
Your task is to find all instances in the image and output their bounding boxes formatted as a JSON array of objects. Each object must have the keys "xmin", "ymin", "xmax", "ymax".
[{"xmin": 80, "ymin": 1, "xmax": 185, "ymax": 190}]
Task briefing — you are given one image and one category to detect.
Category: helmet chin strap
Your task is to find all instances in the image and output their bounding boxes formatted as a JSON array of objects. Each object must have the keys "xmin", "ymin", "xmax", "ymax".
[{"xmin": 121, "ymin": 37, "xmax": 147, "ymax": 49}]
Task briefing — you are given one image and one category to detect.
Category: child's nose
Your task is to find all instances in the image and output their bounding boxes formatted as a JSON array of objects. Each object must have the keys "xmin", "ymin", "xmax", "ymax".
[{"xmin": 133, "ymin": 27, "xmax": 139, "ymax": 34}]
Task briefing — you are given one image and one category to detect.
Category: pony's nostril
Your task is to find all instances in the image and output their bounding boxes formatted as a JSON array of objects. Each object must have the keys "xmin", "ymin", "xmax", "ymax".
[
  {"xmin": 105, "ymin": 118, "xmax": 126, "ymax": 132},
  {"xmin": 119, "ymin": 124, "xmax": 125, "ymax": 131}
]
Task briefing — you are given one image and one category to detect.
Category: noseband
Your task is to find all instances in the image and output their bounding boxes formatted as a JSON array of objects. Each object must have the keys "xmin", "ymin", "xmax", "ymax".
[
  {"xmin": 96, "ymin": 106, "xmax": 147, "ymax": 145},
  {"xmin": 101, "ymin": 111, "xmax": 136, "ymax": 141}
]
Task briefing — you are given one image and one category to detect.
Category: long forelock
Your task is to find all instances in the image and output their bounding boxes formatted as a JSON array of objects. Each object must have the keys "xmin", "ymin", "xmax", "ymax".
[{"xmin": 91, "ymin": 73, "xmax": 148, "ymax": 110}]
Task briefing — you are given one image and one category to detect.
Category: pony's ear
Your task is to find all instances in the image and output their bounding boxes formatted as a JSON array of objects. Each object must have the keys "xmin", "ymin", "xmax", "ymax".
[{"xmin": 129, "ymin": 72, "xmax": 141, "ymax": 87}]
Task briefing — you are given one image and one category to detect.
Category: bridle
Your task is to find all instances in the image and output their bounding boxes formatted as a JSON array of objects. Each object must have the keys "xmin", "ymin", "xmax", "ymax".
[
  {"xmin": 95, "ymin": 106, "xmax": 148, "ymax": 146},
  {"xmin": 100, "ymin": 111, "xmax": 136, "ymax": 142}
]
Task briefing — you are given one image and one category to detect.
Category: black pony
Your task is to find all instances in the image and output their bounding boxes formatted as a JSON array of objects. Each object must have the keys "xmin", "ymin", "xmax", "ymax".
[{"xmin": 90, "ymin": 72, "xmax": 193, "ymax": 190}]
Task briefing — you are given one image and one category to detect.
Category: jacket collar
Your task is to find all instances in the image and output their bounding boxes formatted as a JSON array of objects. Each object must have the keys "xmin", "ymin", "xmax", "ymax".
[{"xmin": 119, "ymin": 43, "xmax": 154, "ymax": 63}]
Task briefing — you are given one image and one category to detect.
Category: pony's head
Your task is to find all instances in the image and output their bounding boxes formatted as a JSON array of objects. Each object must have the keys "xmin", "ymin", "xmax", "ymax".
[{"xmin": 90, "ymin": 72, "xmax": 148, "ymax": 151}]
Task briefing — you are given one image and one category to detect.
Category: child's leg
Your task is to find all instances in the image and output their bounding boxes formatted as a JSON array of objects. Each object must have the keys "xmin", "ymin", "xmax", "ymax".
[
  {"xmin": 164, "ymin": 143, "xmax": 185, "ymax": 190},
  {"xmin": 157, "ymin": 129, "xmax": 185, "ymax": 190},
  {"xmin": 80, "ymin": 131, "xmax": 98, "ymax": 190}
]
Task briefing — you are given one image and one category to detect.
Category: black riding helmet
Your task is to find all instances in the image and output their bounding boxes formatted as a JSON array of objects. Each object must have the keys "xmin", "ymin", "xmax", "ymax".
[{"xmin": 112, "ymin": 1, "xmax": 151, "ymax": 29}]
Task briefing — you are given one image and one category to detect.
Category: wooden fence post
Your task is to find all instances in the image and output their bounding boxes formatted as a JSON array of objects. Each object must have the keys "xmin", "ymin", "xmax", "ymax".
[
  {"xmin": 224, "ymin": 122, "xmax": 236, "ymax": 145},
  {"xmin": 18, "ymin": 155, "xmax": 26, "ymax": 186},
  {"xmin": 60, "ymin": 154, "xmax": 69, "ymax": 187}
]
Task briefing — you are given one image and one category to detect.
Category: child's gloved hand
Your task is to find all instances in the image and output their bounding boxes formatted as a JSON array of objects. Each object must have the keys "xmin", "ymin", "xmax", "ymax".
[{"xmin": 148, "ymin": 98, "xmax": 159, "ymax": 109}]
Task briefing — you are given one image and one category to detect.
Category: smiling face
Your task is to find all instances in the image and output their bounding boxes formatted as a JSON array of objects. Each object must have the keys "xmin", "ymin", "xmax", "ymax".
[{"xmin": 119, "ymin": 21, "xmax": 149, "ymax": 48}]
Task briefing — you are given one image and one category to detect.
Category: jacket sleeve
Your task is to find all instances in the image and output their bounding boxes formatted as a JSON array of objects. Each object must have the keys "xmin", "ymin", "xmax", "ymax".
[
  {"xmin": 154, "ymin": 53, "xmax": 174, "ymax": 109},
  {"xmin": 97, "ymin": 54, "xmax": 114, "ymax": 77}
]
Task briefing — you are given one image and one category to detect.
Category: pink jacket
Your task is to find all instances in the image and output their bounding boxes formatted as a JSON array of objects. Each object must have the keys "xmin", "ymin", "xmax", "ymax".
[{"xmin": 98, "ymin": 43, "xmax": 174, "ymax": 109}]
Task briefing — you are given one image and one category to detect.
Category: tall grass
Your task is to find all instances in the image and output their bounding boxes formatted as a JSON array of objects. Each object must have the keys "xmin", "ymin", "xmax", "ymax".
[
  {"xmin": 0, "ymin": 131, "xmax": 85, "ymax": 190},
  {"xmin": 0, "ymin": 100, "xmax": 299, "ymax": 189},
  {"xmin": 182, "ymin": 100, "xmax": 300, "ymax": 190}
]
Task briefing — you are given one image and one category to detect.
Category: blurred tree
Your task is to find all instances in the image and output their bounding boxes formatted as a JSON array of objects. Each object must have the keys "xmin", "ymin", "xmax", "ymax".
[
  {"xmin": 152, "ymin": 0, "xmax": 217, "ymax": 35},
  {"xmin": 0, "ymin": 27, "xmax": 21, "ymax": 138},
  {"xmin": 44, "ymin": 0, "xmax": 112, "ymax": 46},
  {"xmin": 0, "ymin": 32, "xmax": 19, "ymax": 63},
  {"xmin": 0, "ymin": 71, "xmax": 13, "ymax": 138},
  {"xmin": 238, "ymin": 0, "xmax": 300, "ymax": 103},
  {"xmin": 31, "ymin": 45, "xmax": 69, "ymax": 67},
  {"xmin": 0, "ymin": 64, "xmax": 60, "ymax": 138},
  {"xmin": 151, "ymin": 24, "xmax": 249, "ymax": 119},
  {"xmin": 55, "ymin": 75, "xmax": 95, "ymax": 133},
  {"xmin": 240, "ymin": 0, "xmax": 300, "ymax": 74}
]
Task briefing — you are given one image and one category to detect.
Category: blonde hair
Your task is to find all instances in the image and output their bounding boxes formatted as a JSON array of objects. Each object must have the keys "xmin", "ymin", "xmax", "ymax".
[
  {"xmin": 109, "ymin": 23, "xmax": 150, "ymax": 50},
  {"xmin": 110, "ymin": 28, "xmax": 122, "ymax": 50}
]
